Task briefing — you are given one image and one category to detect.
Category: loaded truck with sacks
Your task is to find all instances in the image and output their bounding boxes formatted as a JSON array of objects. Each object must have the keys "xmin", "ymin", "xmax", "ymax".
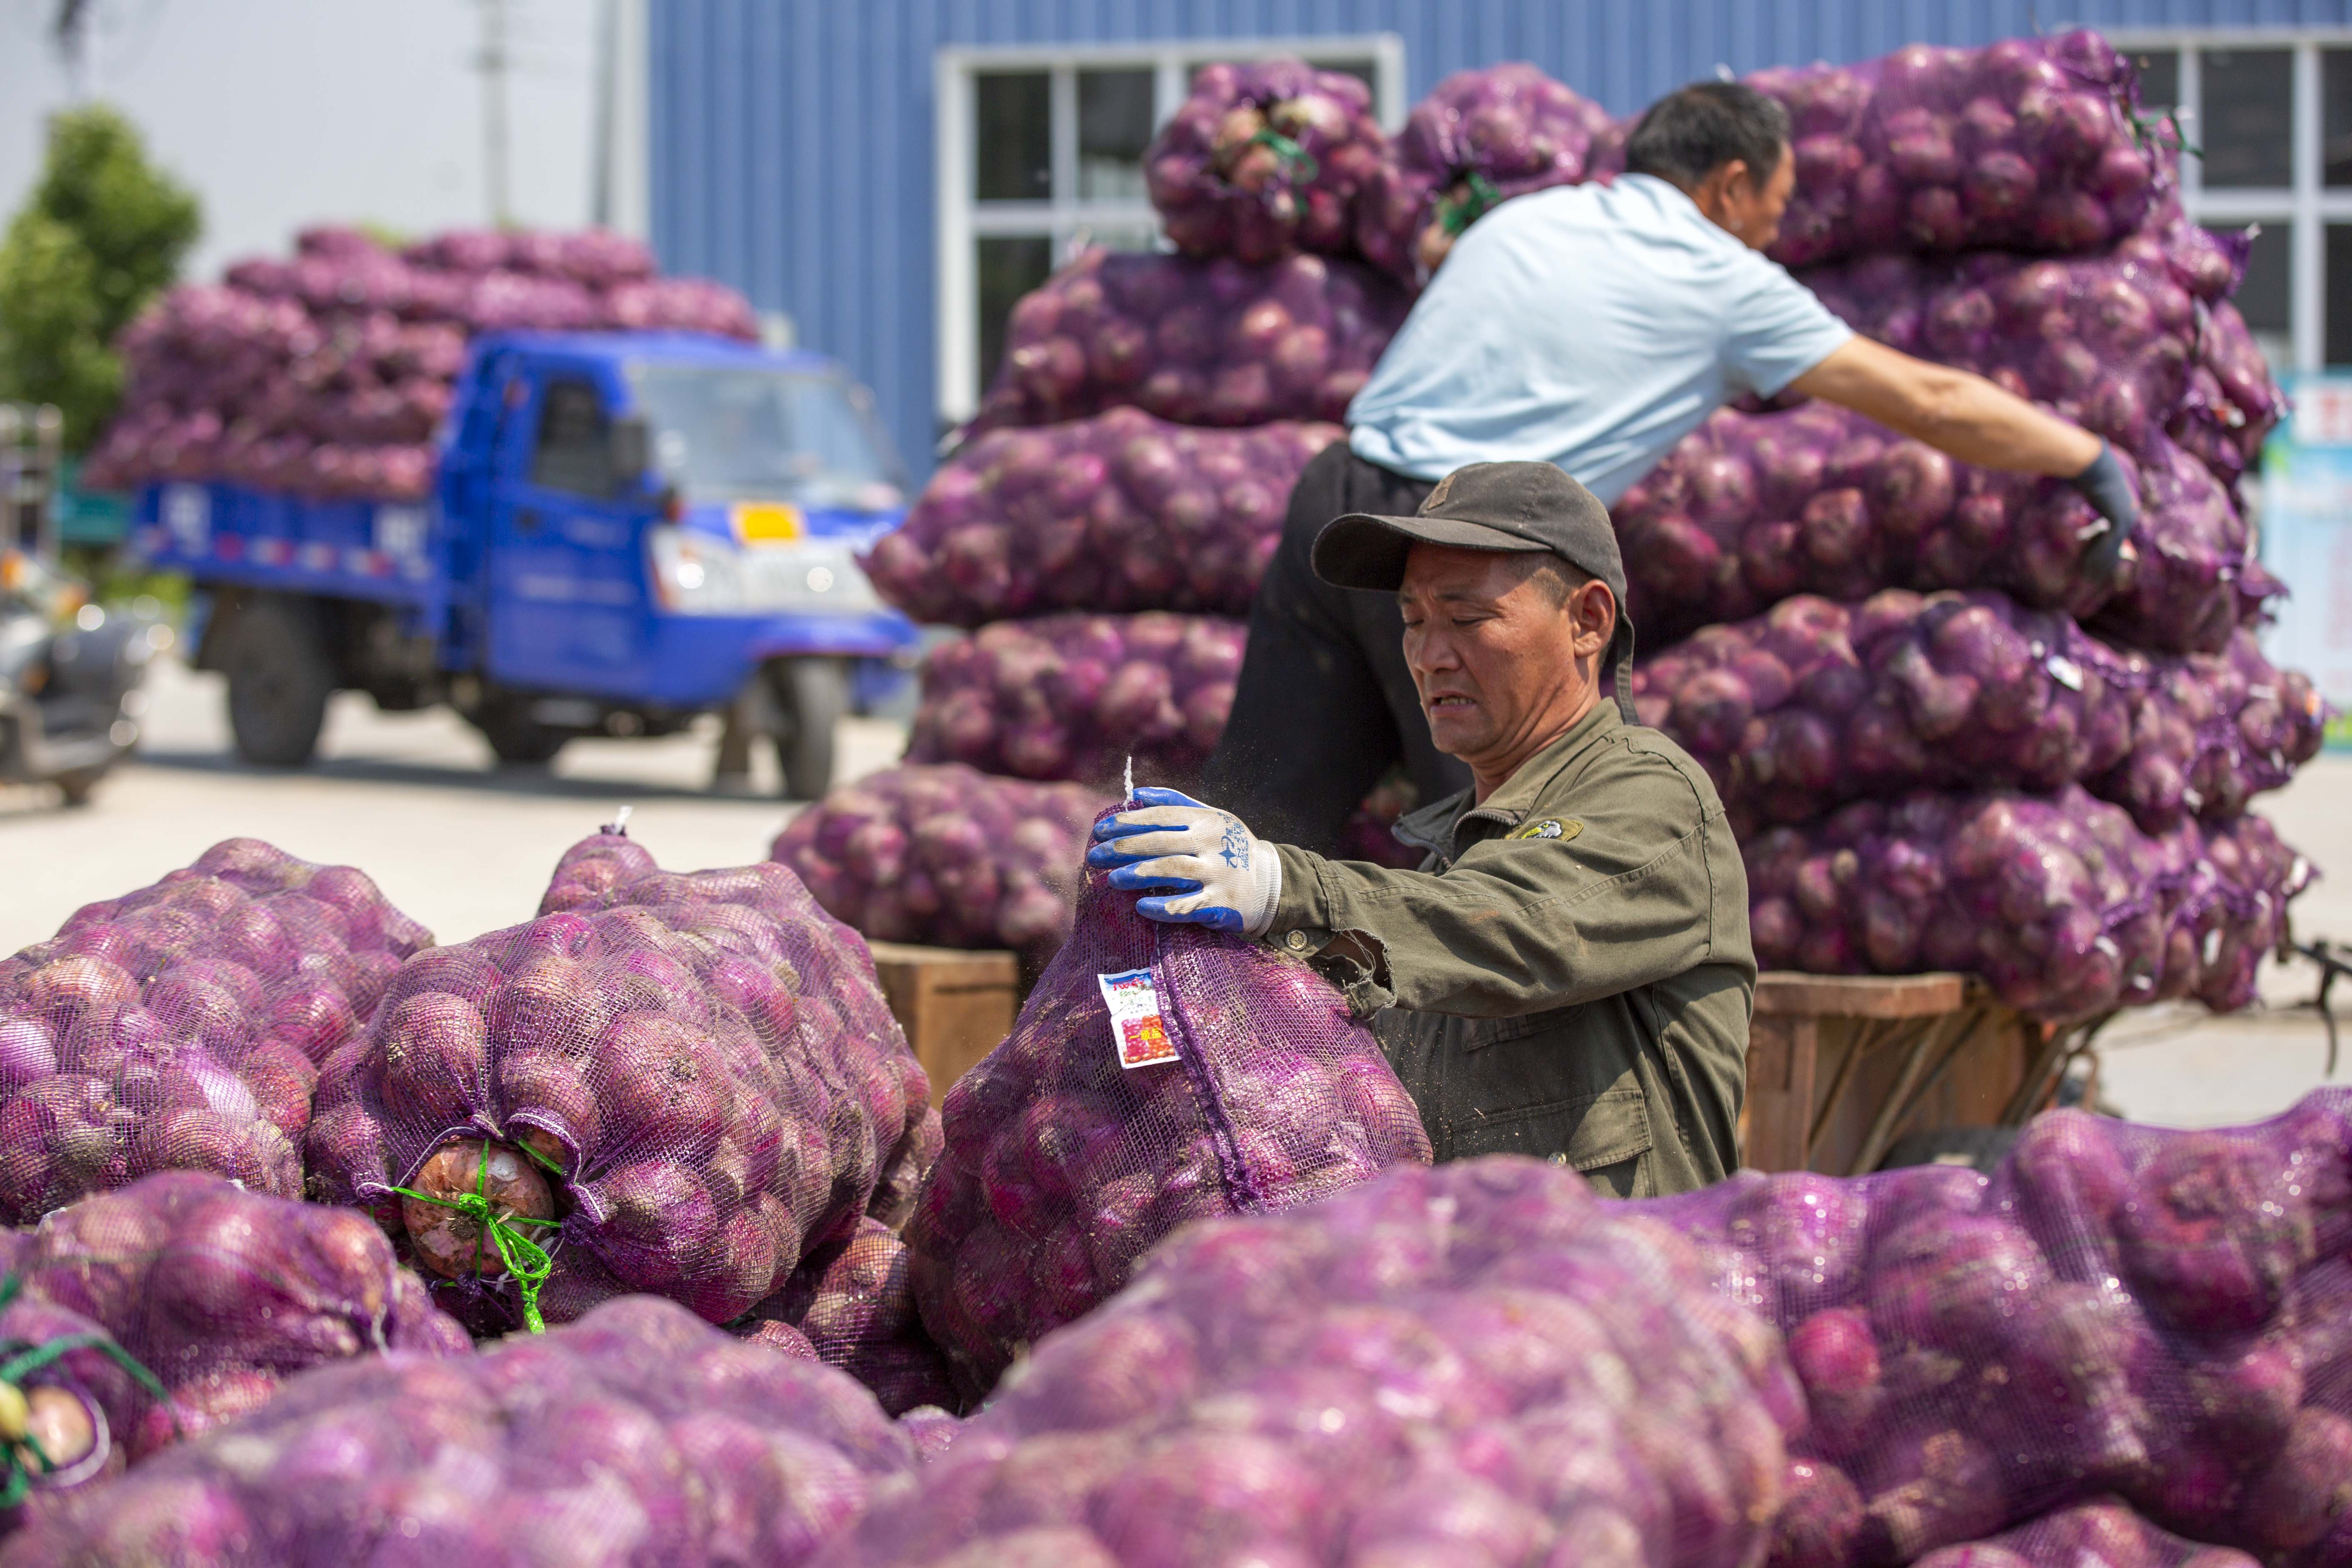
[{"xmin": 89, "ymin": 226, "xmax": 917, "ymax": 795}]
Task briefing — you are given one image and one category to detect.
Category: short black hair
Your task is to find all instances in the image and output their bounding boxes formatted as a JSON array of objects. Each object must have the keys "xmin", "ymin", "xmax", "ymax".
[{"xmin": 1624, "ymin": 81, "xmax": 1791, "ymax": 192}]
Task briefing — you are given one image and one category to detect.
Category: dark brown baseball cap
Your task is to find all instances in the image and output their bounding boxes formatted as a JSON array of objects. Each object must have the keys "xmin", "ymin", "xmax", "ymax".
[{"xmin": 1313, "ymin": 460, "xmax": 1638, "ymax": 720}]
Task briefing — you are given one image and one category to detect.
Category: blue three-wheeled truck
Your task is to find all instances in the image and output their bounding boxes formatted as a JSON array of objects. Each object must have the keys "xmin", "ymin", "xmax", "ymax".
[{"xmin": 131, "ymin": 330, "xmax": 920, "ymax": 797}]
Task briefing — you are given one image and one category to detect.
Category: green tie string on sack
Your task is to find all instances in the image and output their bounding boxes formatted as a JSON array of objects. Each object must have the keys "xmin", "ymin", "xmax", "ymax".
[
  {"xmin": 0, "ymin": 1273, "xmax": 175, "ymax": 1508},
  {"xmin": 1439, "ymin": 171, "xmax": 1504, "ymax": 237},
  {"xmin": 1247, "ymin": 126, "xmax": 1320, "ymax": 187},
  {"xmin": 389, "ymin": 1142, "xmax": 561, "ymax": 1334}
]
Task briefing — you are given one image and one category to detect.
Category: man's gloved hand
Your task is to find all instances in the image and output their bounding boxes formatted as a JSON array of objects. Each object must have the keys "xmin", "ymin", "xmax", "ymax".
[
  {"xmin": 2068, "ymin": 440, "xmax": 2140, "ymax": 588},
  {"xmin": 1085, "ymin": 787, "xmax": 1282, "ymax": 935}
]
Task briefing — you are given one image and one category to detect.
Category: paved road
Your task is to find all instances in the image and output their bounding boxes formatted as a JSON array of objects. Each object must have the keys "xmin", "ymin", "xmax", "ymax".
[{"xmin": 4, "ymin": 657, "xmax": 2347, "ymax": 1130}]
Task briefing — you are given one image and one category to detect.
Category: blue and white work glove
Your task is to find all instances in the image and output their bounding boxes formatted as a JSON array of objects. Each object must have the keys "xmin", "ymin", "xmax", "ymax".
[{"xmin": 1085, "ymin": 787, "xmax": 1282, "ymax": 935}]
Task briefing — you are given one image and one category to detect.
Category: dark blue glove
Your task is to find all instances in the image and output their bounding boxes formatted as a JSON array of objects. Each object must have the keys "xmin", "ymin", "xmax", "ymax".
[{"xmin": 2069, "ymin": 441, "xmax": 2139, "ymax": 588}]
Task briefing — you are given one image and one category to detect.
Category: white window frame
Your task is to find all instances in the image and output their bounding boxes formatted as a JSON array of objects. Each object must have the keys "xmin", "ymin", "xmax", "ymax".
[
  {"xmin": 2109, "ymin": 29, "xmax": 2352, "ymax": 372},
  {"xmin": 935, "ymin": 34, "xmax": 1408, "ymax": 428}
]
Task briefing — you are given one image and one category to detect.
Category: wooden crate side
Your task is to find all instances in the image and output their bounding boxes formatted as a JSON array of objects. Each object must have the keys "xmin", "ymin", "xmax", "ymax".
[{"xmin": 867, "ymin": 943, "xmax": 1020, "ymax": 1106}]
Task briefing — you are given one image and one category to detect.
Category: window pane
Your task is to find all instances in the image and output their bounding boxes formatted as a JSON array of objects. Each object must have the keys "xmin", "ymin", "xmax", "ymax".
[
  {"xmin": 1079, "ymin": 69, "xmax": 1154, "ymax": 200},
  {"xmin": 2327, "ymin": 51, "xmax": 2352, "ymax": 187},
  {"xmin": 976, "ymin": 72, "xmax": 1051, "ymax": 203},
  {"xmin": 977, "ymin": 235, "xmax": 1055, "ymax": 390},
  {"xmin": 2201, "ymin": 49, "xmax": 2294, "ymax": 189},
  {"xmin": 2228, "ymin": 221, "xmax": 2291, "ymax": 335},
  {"xmin": 532, "ymin": 379, "xmax": 612, "ymax": 497},
  {"xmin": 2132, "ymin": 50, "xmax": 2180, "ymax": 119},
  {"xmin": 1069, "ymin": 221, "xmax": 1159, "ymax": 255},
  {"xmin": 2330, "ymin": 225, "xmax": 2352, "ymax": 365}
]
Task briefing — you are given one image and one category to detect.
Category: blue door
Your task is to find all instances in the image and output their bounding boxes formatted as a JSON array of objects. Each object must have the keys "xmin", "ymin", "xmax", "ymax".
[{"xmin": 485, "ymin": 362, "xmax": 649, "ymax": 696}]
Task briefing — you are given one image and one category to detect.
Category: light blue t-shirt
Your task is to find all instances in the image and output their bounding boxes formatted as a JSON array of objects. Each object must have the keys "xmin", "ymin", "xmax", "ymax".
[{"xmin": 1347, "ymin": 174, "xmax": 1854, "ymax": 505}]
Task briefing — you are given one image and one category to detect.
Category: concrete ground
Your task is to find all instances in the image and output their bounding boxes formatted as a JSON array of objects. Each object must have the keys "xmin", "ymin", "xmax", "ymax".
[{"xmin": 3, "ymin": 656, "xmax": 2348, "ymax": 1131}]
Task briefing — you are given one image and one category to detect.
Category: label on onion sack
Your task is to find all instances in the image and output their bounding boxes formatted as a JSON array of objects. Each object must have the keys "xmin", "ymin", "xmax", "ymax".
[{"xmin": 1098, "ymin": 968, "xmax": 1177, "ymax": 1069}]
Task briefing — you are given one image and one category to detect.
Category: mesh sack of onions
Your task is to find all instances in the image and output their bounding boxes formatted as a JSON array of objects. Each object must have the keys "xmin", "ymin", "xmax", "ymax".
[
  {"xmin": 0, "ymin": 839, "xmax": 430, "ymax": 1221},
  {"xmin": 905, "ymin": 614, "xmax": 1246, "ymax": 790},
  {"xmin": 843, "ymin": 1155, "xmax": 1797, "ymax": 1566},
  {"xmin": 0, "ymin": 1170, "xmax": 466, "ymax": 1487},
  {"xmin": 305, "ymin": 830, "xmax": 930, "ymax": 1334},
  {"xmin": 1612, "ymin": 402, "xmax": 2270, "ymax": 656},
  {"xmin": 738, "ymin": 1217, "xmax": 957, "ymax": 1417},
  {"xmin": 1740, "ymin": 785, "xmax": 2312, "ymax": 1020},
  {"xmin": 1355, "ymin": 62, "xmax": 1625, "ymax": 283},
  {"xmin": 966, "ymin": 248, "xmax": 1409, "ymax": 435},
  {"xmin": 904, "ymin": 812, "xmax": 1432, "ymax": 1400},
  {"xmin": 771, "ymin": 764, "xmax": 1112, "ymax": 968},
  {"xmin": 0, "ymin": 1295, "xmax": 911, "ymax": 1568},
  {"xmin": 2170, "ymin": 299, "xmax": 2280, "ymax": 490},
  {"xmin": 1892, "ymin": 1498, "xmax": 2260, "ymax": 1568},
  {"xmin": 1145, "ymin": 59, "xmax": 1388, "ymax": 265},
  {"xmin": 1629, "ymin": 1090, "xmax": 2352, "ymax": 1565},
  {"xmin": 1751, "ymin": 31, "xmax": 2160, "ymax": 271},
  {"xmin": 1632, "ymin": 591, "xmax": 2320, "ymax": 838},
  {"xmin": 860, "ymin": 410, "xmax": 1337, "ymax": 624}
]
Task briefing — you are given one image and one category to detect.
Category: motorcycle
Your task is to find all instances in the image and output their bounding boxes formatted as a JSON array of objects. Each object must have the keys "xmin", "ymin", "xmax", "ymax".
[{"xmin": 0, "ymin": 547, "xmax": 165, "ymax": 805}]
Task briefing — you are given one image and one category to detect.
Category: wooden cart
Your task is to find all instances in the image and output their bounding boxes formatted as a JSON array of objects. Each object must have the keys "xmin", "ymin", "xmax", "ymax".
[{"xmin": 1741, "ymin": 970, "xmax": 2100, "ymax": 1175}]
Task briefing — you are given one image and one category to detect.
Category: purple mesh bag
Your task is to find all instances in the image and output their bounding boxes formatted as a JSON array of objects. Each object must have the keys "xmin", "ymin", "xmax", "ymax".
[
  {"xmin": 964, "ymin": 248, "xmax": 1410, "ymax": 435},
  {"xmin": 1633, "ymin": 593, "xmax": 2320, "ymax": 838},
  {"xmin": 0, "ymin": 839, "xmax": 430, "ymax": 1221},
  {"xmin": 835, "ymin": 1156, "xmax": 1797, "ymax": 1568},
  {"xmin": 1741, "ymin": 786, "xmax": 2313, "ymax": 1020},
  {"xmin": 904, "ymin": 815, "xmax": 1432, "ymax": 1399},
  {"xmin": 1355, "ymin": 62, "xmax": 1625, "ymax": 284},
  {"xmin": 304, "ymin": 832, "xmax": 929, "ymax": 1333},
  {"xmin": 1612, "ymin": 404, "xmax": 2269, "ymax": 657},
  {"xmin": 772, "ymin": 765, "xmax": 1112, "ymax": 968},
  {"xmin": 741, "ymin": 1217, "xmax": 958, "ymax": 1418},
  {"xmin": 5, "ymin": 1170, "xmax": 466, "ymax": 1468},
  {"xmin": 1891, "ymin": 1497, "xmax": 2261, "ymax": 1568},
  {"xmin": 1145, "ymin": 60, "xmax": 1388, "ymax": 264},
  {"xmin": 905, "ymin": 613, "xmax": 1247, "ymax": 790},
  {"xmin": 1750, "ymin": 31, "xmax": 2159, "ymax": 271},
  {"xmin": 1628, "ymin": 1091, "xmax": 2352, "ymax": 1564},
  {"xmin": 0, "ymin": 1295, "xmax": 914, "ymax": 1568},
  {"xmin": 860, "ymin": 409, "xmax": 1336, "ymax": 624},
  {"xmin": 2170, "ymin": 299, "xmax": 2281, "ymax": 490}
]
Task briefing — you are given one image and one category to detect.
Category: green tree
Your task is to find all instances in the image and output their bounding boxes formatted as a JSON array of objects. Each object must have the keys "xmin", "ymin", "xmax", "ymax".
[{"xmin": 0, "ymin": 105, "xmax": 200, "ymax": 449}]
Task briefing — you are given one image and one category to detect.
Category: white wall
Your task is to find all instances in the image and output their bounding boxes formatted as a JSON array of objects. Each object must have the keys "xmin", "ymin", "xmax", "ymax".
[{"xmin": 0, "ymin": 0, "xmax": 617, "ymax": 281}]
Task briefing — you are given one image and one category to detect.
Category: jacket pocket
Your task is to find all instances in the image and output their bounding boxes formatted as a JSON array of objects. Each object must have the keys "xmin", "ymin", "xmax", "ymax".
[{"xmin": 1445, "ymin": 1083, "xmax": 1655, "ymax": 1197}]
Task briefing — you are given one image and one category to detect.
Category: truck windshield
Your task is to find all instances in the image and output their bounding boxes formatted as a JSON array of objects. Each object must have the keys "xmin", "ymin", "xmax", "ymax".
[{"xmin": 626, "ymin": 364, "xmax": 905, "ymax": 511}]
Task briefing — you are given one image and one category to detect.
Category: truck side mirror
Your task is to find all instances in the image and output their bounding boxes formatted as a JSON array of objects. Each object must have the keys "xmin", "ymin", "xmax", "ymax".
[{"xmin": 609, "ymin": 415, "xmax": 652, "ymax": 495}]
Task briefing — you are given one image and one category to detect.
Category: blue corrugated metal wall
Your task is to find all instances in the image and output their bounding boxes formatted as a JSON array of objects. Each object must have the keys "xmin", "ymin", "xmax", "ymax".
[{"xmin": 651, "ymin": 0, "xmax": 2352, "ymax": 481}]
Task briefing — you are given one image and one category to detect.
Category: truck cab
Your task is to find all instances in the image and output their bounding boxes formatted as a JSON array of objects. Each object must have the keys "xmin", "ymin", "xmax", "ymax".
[{"xmin": 155, "ymin": 330, "xmax": 917, "ymax": 797}]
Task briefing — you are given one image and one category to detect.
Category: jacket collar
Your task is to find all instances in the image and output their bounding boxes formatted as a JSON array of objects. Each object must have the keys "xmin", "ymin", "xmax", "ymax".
[{"xmin": 1391, "ymin": 701, "xmax": 1623, "ymax": 864}]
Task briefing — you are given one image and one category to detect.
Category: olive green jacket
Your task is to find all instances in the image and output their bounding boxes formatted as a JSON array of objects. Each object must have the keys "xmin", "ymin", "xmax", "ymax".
[{"xmin": 1265, "ymin": 702, "xmax": 1754, "ymax": 1197}]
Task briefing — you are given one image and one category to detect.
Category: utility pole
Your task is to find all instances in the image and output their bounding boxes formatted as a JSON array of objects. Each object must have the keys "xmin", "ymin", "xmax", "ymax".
[
  {"xmin": 477, "ymin": 0, "xmax": 512, "ymax": 227},
  {"xmin": 51, "ymin": 0, "xmax": 97, "ymax": 101}
]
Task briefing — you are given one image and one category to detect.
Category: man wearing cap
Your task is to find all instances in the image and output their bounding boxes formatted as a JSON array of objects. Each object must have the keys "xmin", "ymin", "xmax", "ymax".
[
  {"xmin": 1202, "ymin": 78, "xmax": 2142, "ymax": 855},
  {"xmin": 1090, "ymin": 460, "xmax": 1747, "ymax": 1196}
]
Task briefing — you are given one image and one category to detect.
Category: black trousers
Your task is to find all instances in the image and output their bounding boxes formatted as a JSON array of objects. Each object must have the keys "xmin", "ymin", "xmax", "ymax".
[{"xmin": 1202, "ymin": 441, "xmax": 1473, "ymax": 855}]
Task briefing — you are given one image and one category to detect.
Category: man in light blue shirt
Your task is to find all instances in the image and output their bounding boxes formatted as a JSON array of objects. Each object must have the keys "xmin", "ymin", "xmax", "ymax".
[{"xmin": 1205, "ymin": 80, "xmax": 2140, "ymax": 853}]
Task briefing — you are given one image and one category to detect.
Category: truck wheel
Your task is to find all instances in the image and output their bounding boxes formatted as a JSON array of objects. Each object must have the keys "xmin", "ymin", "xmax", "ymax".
[
  {"xmin": 475, "ymin": 696, "xmax": 570, "ymax": 768},
  {"xmin": 771, "ymin": 658, "xmax": 845, "ymax": 800},
  {"xmin": 224, "ymin": 599, "xmax": 332, "ymax": 768}
]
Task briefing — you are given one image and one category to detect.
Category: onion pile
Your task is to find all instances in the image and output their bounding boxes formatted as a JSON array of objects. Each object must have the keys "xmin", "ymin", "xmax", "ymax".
[
  {"xmin": 1634, "ymin": 1091, "xmax": 2352, "ymax": 1563},
  {"xmin": 1356, "ymin": 62, "xmax": 1625, "ymax": 281},
  {"xmin": 80, "ymin": 225, "xmax": 756, "ymax": 502},
  {"xmin": 1751, "ymin": 32, "xmax": 2159, "ymax": 270},
  {"xmin": 906, "ymin": 613, "xmax": 1246, "ymax": 789},
  {"xmin": 966, "ymin": 248, "xmax": 1409, "ymax": 435},
  {"xmin": 1631, "ymin": 591, "xmax": 2322, "ymax": 838},
  {"xmin": 740, "ymin": 1217, "xmax": 958, "ymax": 1417},
  {"xmin": 860, "ymin": 410, "xmax": 1337, "ymax": 624},
  {"xmin": 1147, "ymin": 60, "xmax": 1389, "ymax": 265},
  {"xmin": 305, "ymin": 832, "xmax": 930, "ymax": 1332},
  {"xmin": 1898, "ymin": 1500, "xmax": 2259, "ymax": 1568},
  {"xmin": 771, "ymin": 764, "xmax": 1110, "ymax": 965},
  {"xmin": 10, "ymin": 1171, "xmax": 467, "ymax": 1461},
  {"xmin": 844, "ymin": 1156, "xmax": 1795, "ymax": 1565},
  {"xmin": 1742, "ymin": 785, "xmax": 2312, "ymax": 1019},
  {"xmin": 904, "ymin": 831, "xmax": 1431, "ymax": 1398},
  {"xmin": 0, "ymin": 1296, "xmax": 912, "ymax": 1568},
  {"xmin": 0, "ymin": 838, "xmax": 430, "ymax": 1219}
]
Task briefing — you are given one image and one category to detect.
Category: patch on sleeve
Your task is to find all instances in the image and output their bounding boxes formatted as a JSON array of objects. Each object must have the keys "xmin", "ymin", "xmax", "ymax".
[{"xmin": 1510, "ymin": 818, "xmax": 1582, "ymax": 842}]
